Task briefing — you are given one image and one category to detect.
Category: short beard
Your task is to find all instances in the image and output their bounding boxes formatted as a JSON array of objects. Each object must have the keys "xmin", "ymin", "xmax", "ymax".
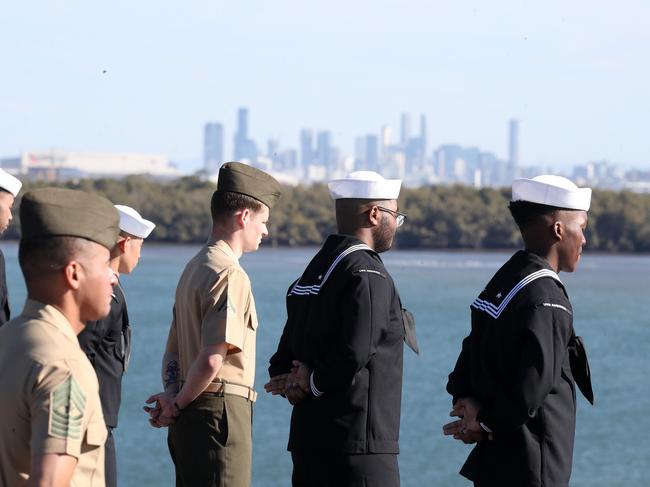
[{"xmin": 373, "ymin": 215, "xmax": 394, "ymax": 253}]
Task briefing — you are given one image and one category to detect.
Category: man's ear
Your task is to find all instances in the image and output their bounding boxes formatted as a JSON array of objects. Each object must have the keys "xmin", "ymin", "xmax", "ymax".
[
  {"xmin": 551, "ymin": 220, "xmax": 564, "ymax": 242},
  {"xmin": 64, "ymin": 260, "xmax": 82, "ymax": 290},
  {"xmin": 118, "ymin": 237, "xmax": 129, "ymax": 253},
  {"xmin": 366, "ymin": 206, "xmax": 381, "ymax": 227},
  {"xmin": 235, "ymin": 208, "xmax": 251, "ymax": 228}
]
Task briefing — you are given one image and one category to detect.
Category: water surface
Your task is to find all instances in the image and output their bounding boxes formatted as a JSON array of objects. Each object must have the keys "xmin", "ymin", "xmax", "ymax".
[{"xmin": 3, "ymin": 244, "xmax": 648, "ymax": 486}]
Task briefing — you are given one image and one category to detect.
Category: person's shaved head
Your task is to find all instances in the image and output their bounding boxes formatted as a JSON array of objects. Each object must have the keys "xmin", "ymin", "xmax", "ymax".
[
  {"xmin": 19, "ymin": 236, "xmax": 97, "ymax": 284},
  {"xmin": 508, "ymin": 200, "xmax": 562, "ymax": 231}
]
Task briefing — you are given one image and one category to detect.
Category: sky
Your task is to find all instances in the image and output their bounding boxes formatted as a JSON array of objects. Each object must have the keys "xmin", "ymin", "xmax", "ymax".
[{"xmin": 1, "ymin": 0, "xmax": 649, "ymax": 172}]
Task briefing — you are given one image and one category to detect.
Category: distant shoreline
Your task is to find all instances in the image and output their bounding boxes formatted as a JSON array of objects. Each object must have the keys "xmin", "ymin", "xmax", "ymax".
[
  {"xmin": 5, "ymin": 178, "xmax": 650, "ymax": 252},
  {"xmin": 3, "ymin": 239, "xmax": 648, "ymax": 256}
]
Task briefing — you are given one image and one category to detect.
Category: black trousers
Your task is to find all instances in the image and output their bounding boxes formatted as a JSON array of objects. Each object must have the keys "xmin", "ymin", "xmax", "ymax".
[
  {"xmin": 105, "ymin": 426, "xmax": 117, "ymax": 487},
  {"xmin": 168, "ymin": 394, "xmax": 253, "ymax": 487},
  {"xmin": 291, "ymin": 451, "xmax": 399, "ymax": 487}
]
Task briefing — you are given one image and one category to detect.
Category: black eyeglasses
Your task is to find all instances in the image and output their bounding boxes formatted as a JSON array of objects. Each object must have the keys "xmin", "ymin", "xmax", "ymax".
[{"xmin": 377, "ymin": 206, "xmax": 406, "ymax": 227}]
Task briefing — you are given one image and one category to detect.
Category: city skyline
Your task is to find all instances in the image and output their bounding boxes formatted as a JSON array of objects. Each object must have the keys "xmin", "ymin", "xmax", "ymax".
[
  {"xmin": 2, "ymin": 1, "xmax": 649, "ymax": 170},
  {"xmin": 200, "ymin": 107, "xmax": 647, "ymax": 191},
  {"xmin": 187, "ymin": 106, "xmax": 646, "ymax": 175}
]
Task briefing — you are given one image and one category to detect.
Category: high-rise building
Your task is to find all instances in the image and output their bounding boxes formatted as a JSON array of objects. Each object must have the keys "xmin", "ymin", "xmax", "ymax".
[
  {"xmin": 509, "ymin": 119, "xmax": 519, "ymax": 168},
  {"xmin": 400, "ymin": 113, "xmax": 411, "ymax": 147},
  {"xmin": 234, "ymin": 107, "xmax": 257, "ymax": 162},
  {"xmin": 380, "ymin": 125, "xmax": 393, "ymax": 155},
  {"xmin": 267, "ymin": 139, "xmax": 279, "ymax": 159},
  {"xmin": 300, "ymin": 129, "xmax": 314, "ymax": 167},
  {"xmin": 419, "ymin": 114, "xmax": 427, "ymax": 158},
  {"xmin": 354, "ymin": 136, "xmax": 366, "ymax": 167},
  {"xmin": 365, "ymin": 135, "xmax": 379, "ymax": 171},
  {"xmin": 237, "ymin": 108, "xmax": 248, "ymax": 139},
  {"xmin": 278, "ymin": 148, "xmax": 298, "ymax": 172},
  {"xmin": 203, "ymin": 122, "xmax": 223, "ymax": 174},
  {"xmin": 316, "ymin": 131, "xmax": 332, "ymax": 166}
]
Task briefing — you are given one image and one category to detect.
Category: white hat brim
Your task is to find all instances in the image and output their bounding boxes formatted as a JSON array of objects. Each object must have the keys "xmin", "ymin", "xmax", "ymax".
[{"xmin": 512, "ymin": 178, "xmax": 591, "ymax": 211}]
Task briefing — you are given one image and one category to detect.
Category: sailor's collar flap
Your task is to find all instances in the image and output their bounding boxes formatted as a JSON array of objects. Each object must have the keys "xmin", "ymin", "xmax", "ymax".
[{"xmin": 471, "ymin": 253, "xmax": 563, "ymax": 319}]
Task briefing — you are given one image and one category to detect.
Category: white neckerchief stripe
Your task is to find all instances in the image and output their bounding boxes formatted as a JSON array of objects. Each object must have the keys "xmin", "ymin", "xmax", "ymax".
[
  {"xmin": 471, "ymin": 268, "xmax": 561, "ymax": 319},
  {"xmin": 289, "ymin": 243, "xmax": 373, "ymax": 296},
  {"xmin": 474, "ymin": 269, "xmax": 561, "ymax": 314}
]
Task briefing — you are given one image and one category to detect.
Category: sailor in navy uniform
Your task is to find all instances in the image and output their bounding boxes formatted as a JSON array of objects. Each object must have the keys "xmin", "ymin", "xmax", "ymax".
[
  {"xmin": 444, "ymin": 175, "xmax": 594, "ymax": 487},
  {"xmin": 79, "ymin": 204, "xmax": 155, "ymax": 487},
  {"xmin": 0, "ymin": 169, "xmax": 22, "ymax": 326},
  {"xmin": 266, "ymin": 171, "xmax": 418, "ymax": 487}
]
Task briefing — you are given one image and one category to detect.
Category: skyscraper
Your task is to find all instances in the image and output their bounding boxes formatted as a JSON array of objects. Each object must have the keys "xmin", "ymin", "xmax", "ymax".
[
  {"xmin": 316, "ymin": 131, "xmax": 332, "ymax": 166},
  {"xmin": 365, "ymin": 135, "xmax": 379, "ymax": 171},
  {"xmin": 400, "ymin": 113, "xmax": 411, "ymax": 147},
  {"xmin": 509, "ymin": 119, "xmax": 519, "ymax": 168},
  {"xmin": 234, "ymin": 107, "xmax": 257, "ymax": 162},
  {"xmin": 419, "ymin": 114, "xmax": 427, "ymax": 159},
  {"xmin": 203, "ymin": 122, "xmax": 223, "ymax": 174},
  {"xmin": 300, "ymin": 129, "xmax": 314, "ymax": 167},
  {"xmin": 380, "ymin": 125, "xmax": 392, "ymax": 155},
  {"xmin": 237, "ymin": 107, "xmax": 248, "ymax": 139}
]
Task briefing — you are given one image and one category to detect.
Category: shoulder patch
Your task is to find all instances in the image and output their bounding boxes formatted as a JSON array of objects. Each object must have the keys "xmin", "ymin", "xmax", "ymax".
[
  {"xmin": 540, "ymin": 302, "xmax": 573, "ymax": 315},
  {"xmin": 353, "ymin": 268, "xmax": 386, "ymax": 278},
  {"xmin": 226, "ymin": 295, "xmax": 237, "ymax": 315},
  {"xmin": 49, "ymin": 375, "xmax": 86, "ymax": 440}
]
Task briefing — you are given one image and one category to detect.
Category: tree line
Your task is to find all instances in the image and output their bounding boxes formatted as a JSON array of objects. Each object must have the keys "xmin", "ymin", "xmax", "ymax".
[{"xmin": 6, "ymin": 176, "xmax": 650, "ymax": 252}]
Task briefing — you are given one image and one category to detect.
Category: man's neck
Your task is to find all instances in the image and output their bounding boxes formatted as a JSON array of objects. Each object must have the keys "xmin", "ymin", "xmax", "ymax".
[
  {"xmin": 210, "ymin": 228, "xmax": 243, "ymax": 258},
  {"xmin": 340, "ymin": 228, "xmax": 376, "ymax": 251},
  {"xmin": 109, "ymin": 256, "xmax": 121, "ymax": 274},
  {"xmin": 27, "ymin": 290, "xmax": 84, "ymax": 335},
  {"xmin": 524, "ymin": 246, "xmax": 559, "ymax": 273}
]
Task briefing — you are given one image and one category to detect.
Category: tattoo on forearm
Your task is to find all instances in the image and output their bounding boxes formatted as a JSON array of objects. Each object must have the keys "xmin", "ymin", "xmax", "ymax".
[{"xmin": 164, "ymin": 360, "xmax": 180, "ymax": 389}]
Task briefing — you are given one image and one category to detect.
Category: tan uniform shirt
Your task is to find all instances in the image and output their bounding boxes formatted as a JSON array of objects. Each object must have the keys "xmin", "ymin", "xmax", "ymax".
[
  {"xmin": 0, "ymin": 300, "xmax": 106, "ymax": 487},
  {"xmin": 166, "ymin": 240, "xmax": 258, "ymax": 390}
]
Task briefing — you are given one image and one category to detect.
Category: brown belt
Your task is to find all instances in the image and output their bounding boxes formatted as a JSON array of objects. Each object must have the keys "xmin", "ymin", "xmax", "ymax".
[{"xmin": 200, "ymin": 380, "xmax": 257, "ymax": 402}]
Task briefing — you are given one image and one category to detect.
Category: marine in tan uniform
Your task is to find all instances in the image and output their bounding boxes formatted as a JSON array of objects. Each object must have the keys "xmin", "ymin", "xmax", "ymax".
[
  {"xmin": 0, "ymin": 188, "xmax": 120, "ymax": 487},
  {"xmin": 145, "ymin": 162, "xmax": 281, "ymax": 487}
]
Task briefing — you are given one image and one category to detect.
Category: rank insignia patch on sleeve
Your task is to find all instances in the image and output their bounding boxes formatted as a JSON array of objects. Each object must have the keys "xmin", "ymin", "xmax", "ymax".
[
  {"xmin": 48, "ymin": 375, "xmax": 86, "ymax": 440},
  {"xmin": 226, "ymin": 295, "xmax": 237, "ymax": 315}
]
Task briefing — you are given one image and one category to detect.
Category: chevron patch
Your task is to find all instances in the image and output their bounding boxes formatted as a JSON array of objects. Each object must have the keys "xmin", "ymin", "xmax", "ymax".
[{"xmin": 48, "ymin": 375, "xmax": 86, "ymax": 440}]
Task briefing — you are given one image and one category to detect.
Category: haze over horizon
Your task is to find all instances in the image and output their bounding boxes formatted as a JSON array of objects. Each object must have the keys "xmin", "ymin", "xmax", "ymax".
[{"xmin": 2, "ymin": 1, "xmax": 649, "ymax": 171}]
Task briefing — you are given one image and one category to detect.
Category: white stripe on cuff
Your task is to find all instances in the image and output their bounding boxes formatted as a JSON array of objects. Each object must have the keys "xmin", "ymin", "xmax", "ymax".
[
  {"xmin": 310, "ymin": 371, "xmax": 324, "ymax": 397},
  {"xmin": 480, "ymin": 422, "xmax": 493, "ymax": 433}
]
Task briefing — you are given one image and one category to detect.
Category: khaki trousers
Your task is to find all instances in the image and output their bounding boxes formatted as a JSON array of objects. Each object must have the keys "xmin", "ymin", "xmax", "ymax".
[{"xmin": 168, "ymin": 394, "xmax": 253, "ymax": 487}]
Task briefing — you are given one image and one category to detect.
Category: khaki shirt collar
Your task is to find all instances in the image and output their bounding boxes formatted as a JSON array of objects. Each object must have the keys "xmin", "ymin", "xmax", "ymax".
[
  {"xmin": 208, "ymin": 239, "xmax": 240, "ymax": 264},
  {"xmin": 21, "ymin": 299, "xmax": 79, "ymax": 345}
]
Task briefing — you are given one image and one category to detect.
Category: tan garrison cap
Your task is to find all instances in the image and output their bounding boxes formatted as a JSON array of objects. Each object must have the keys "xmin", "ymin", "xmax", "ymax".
[
  {"xmin": 20, "ymin": 188, "xmax": 120, "ymax": 250},
  {"xmin": 217, "ymin": 161, "xmax": 281, "ymax": 209}
]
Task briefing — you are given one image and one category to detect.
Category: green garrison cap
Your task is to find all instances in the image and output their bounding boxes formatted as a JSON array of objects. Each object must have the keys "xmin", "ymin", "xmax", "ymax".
[
  {"xmin": 217, "ymin": 162, "xmax": 281, "ymax": 209},
  {"xmin": 20, "ymin": 188, "xmax": 120, "ymax": 250}
]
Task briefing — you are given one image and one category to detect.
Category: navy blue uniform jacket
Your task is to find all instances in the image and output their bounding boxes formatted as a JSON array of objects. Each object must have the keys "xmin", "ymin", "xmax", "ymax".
[
  {"xmin": 269, "ymin": 235, "xmax": 407, "ymax": 454},
  {"xmin": 447, "ymin": 251, "xmax": 593, "ymax": 487},
  {"xmin": 78, "ymin": 282, "xmax": 131, "ymax": 428},
  {"xmin": 0, "ymin": 249, "xmax": 10, "ymax": 326}
]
